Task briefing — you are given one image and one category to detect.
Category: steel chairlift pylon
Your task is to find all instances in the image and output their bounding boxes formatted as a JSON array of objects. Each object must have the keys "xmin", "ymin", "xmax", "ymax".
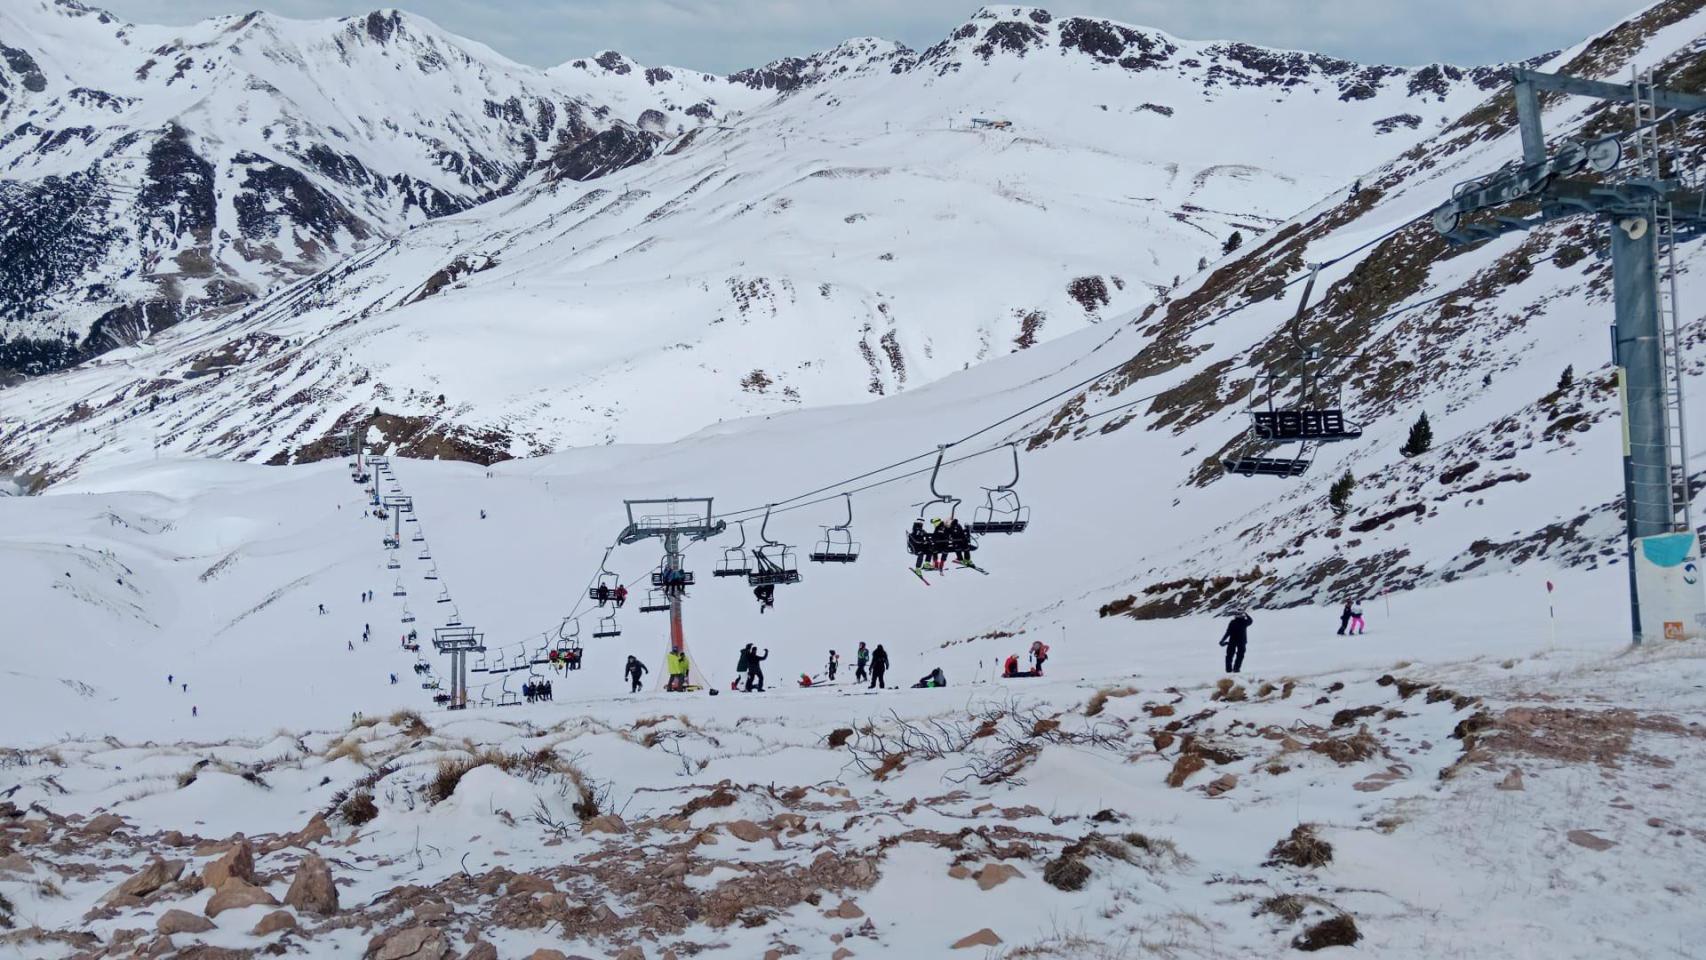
[
  {"xmin": 747, "ymin": 504, "xmax": 802, "ymax": 587},
  {"xmin": 969, "ymin": 443, "xmax": 1031, "ymax": 535},
  {"xmin": 809, "ymin": 493, "xmax": 862, "ymax": 563}
]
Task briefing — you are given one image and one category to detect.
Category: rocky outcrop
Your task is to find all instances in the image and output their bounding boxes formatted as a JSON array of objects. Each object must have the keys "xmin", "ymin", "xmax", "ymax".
[{"xmin": 283, "ymin": 853, "xmax": 340, "ymax": 915}]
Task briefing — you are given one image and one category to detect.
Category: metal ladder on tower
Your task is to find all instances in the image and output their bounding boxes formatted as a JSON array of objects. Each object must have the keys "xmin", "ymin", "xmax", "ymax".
[{"xmin": 1633, "ymin": 67, "xmax": 1696, "ymax": 537}]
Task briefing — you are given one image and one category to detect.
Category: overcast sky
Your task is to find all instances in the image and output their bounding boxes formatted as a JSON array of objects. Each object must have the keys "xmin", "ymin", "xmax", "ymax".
[{"xmin": 97, "ymin": 0, "xmax": 1645, "ymax": 74}]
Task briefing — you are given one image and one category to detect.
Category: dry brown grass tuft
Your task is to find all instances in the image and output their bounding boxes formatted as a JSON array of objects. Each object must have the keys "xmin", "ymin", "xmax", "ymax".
[
  {"xmin": 826, "ymin": 727, "xmax": 854, "ymax": 748},
  {"xmin": 1267, "ymin": 824, "xmax": 1333, "ymax": 868},
  {"xmin": 1293, "ymin": 914, "xmax": 1360, "ymax": 951},
  {"xmin": 325, "ymin": 738, "xmax": 367, "ymax": 765},
  {"xmin": 425, "ymin": 756, "xmax": 482, "ymax": 804},
  {"xmin": 1261, "ymin": 893, "xmax": 1308, "ymax": 921},
  {"xmin": 1307, "ymin": 730, "xmax": 1381, "ymax": 764},
  {"xmin": 387, "ymin": 710, "xmax": 431, "ymax": 738},
  {"xmin": 1165, "ymin": 752, "xmax": 1205, "ymax": 788},
  {"xmin": 1085, "ymin": 685, "xmax": 1137, "ymax": 717},
  {"xmin": 339, "ymin": 791, "xmax": 378, "ymax": 826}
]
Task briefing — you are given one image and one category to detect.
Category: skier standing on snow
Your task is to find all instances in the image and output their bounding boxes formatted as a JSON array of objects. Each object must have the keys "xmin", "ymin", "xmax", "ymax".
[
  {"xmin": 869, "ymin": 644, "xmax": 889, "ymax": 689},
  {"xmin": 745, "ymin": 646, "xmax": 769, "ymax": 692},
  {"xmin": 625, "ymin": 655, "xmax": 648, "ymax": 693},
  {"xmin": 1029, "ymin": 640, "xmax": 1049, "ymax": 675},
  {"xmin": 1220, "ymin": 609, "xmax": 1253, "ymax": 673},
  {"xmin": 1337, "ymin": 600, "xmax": 1353, "ymax": 636},
  {"xmin": 1349, "ymin": 600, "xmax": 1366, "ymax": 635},
  {"xmin": 826, "ymin": 650, "xmax": 839, "ymax": 682},
  {"xmin": 666, "ymin": 650, "xmax": 690, "ymax": 692},
  {"xmin": 855, "ymin": 642, "xmax": 869, "ymax": 682}
]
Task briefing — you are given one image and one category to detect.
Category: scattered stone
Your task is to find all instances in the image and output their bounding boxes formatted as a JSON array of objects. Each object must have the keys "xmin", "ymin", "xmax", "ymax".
[
  {"xmin": 952, "ymin": 928, "xmax": 1003, "ymax": 949},
  {"xmin": 376, "ymin": 926, "xmax": 451, "ymax": 960},
  {"xmin": 161, "ymin": 830, "xmax": 190, "ymax": 847},
  {"xmin": 974, "ymin": 863, "xmax": 1023, "ymax": 890},
  {"xmin": 0, "ymin": 853, "xmax": 34, "ymax": 876},
  {"xmin": 527, "ymin": 951, "xmax": 568, "ymax": 960},
  {"xmin": 1204, "ymin": 774, "xmax": 1238, "ymax": 797},
  {"xmin": 252, "ymin": 910, "xmax": 298, "ymax": 936},
  {"xmin": 1165, "ymin": 752, "xmax": 1205, "ymax": 787},
  {"xmin": 946, "ymin": 864, "xmax": 971, "ymax": 880},
  {"xmin": 831, "ymin": 949, "xmax": 853, "ymax": 960},
  {"xmin": 292, "ymin": 813, "xmax": 332, "ymax": 847},
  {"xmin": 202, "ymin": 839, "xmax": 255, "ymax": 889},
  {"xmin": 725, "ymin": 819, "xmax": 768, "ymax": 843},
  {"xmin": 614, "ymin": 948, "xmax": 645, "ymax": 960},
  {"xmin": 827, "ymin": 899, "xmax": 864, "ymax": 918},
  {"xmin": 1566, "ymin": 829, "xmax": 1615, "ymax": 851},
  {"xmin": 84, "ymin": 813, "xmax": 126, "ymax": 836},
  {"xmin": 464, "ymin": 943, "xmax": 498, "ymax": 960},
  {"xmin": 583, "ymin": 814, "xmax": 628, "ymax": 835},
  {"xmin": 414, "ymin": 901, "xmax": 451, "ymax": 922},
  {"xmin": 507, "ymin": 873, "xmax": 555, "ymax": 895},
  {"xmin": 205, "ymin": 876, "xmax": 280, "ymax": 917},
  {"xmin": 156, "ymin": 909, "xmax": 216, "ymax": 935},
  {"xmin": 1496, "ymin": 768, "xmax": 1525, "ymax": 791},
  {"xmin": 102, "ymin": 857, "xmax": 185, "ymax": 903},
  {"xmin": 283, "ymin": 853, "xmax": 339, "ymax": 915}
]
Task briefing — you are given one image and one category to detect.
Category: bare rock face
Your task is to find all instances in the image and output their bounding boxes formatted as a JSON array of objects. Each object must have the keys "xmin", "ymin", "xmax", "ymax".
[
  {"xmin": 506, "ymin": 873, "xmax": 555, "ymax": 895},
  {"xmin": 102, "ymin": 857, "xmax": 185, "ymax": 903},
  {"xmin": 953, "ymin": 928, "xmax": 1003, "ymax": 949},
  {"xmin": 205, "ymin": 876, "xmax": 280, "ymax": 917},
  {"xmin": 0, "ymin": 853, "xmax": 35, "ymax": 876},
  {"xmin": 201, "ymin": 839, "xmax": 255, "ymax": 889},
  {"xmin": 156, "ymin": 908, "xmax": 215, "ymax": 935},
  {"xmin": 724, "ymin": 819, "xmax": 768, "ymax": 843},
  {"xmin": 252, "ymin": 910, "xmax": 298, "ymax": 936},
  {"xmin": 463, "ymin": 943, "xmax": 498, "ymax": 960},
  {"xmin": 527, "ymin": 950, "xmax": 568, "ymax": 960},
  {"xmin": 283, "ymin": 853, "xmax": 340, "ymax": 915},
  {"xmin": 375, "ymin": 927, "xmax": 452, "ymax": 960}
]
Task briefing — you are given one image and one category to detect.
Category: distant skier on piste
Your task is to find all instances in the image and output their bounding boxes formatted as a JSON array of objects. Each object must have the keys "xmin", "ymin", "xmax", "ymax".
[
  {"xmin": 1337, "ymin": 599, "xmax": 1353, "ymax": 636},
  {"xmin": 826, "ymin": 650, "xmax": 840, "ymax": 682},
  {"xmin": 855, "ymin": 642, "xmax": 870, "ymax": 682},
  {"xmin": 869, "ymin": 644, "xmax": 889, "ymax": 689},
  {"xmin": 1220, "ymin": 609, "xmax": 1253, "ymax": 673},
  {"xmin": 625, "ymin": 655, "xmax": 648, "ymax": 692}
]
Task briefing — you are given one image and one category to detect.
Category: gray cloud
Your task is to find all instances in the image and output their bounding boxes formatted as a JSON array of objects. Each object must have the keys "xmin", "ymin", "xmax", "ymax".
[{"xmin": 94, "ymin": 0, "xmax": 1645, "ymax": 74}]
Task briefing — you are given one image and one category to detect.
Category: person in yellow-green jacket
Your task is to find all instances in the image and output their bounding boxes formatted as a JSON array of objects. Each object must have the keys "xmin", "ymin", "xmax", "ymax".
[{"xmin": 666, "ymin": 650, "xmax": 690, "ymax": 692}]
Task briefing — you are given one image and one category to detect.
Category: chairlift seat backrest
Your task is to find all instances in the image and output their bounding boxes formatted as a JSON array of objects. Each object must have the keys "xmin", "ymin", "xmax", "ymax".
[
  {"xmin": 1222, "ymin": 456, "xmax": 1311, "ymax": 478},
  {"xmin": 1250, "ymin": 409, "xmax": 1361, "ymax": 442}
]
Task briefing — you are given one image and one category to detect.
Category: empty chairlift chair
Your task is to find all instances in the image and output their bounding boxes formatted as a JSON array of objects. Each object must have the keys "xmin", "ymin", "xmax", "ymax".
[
  {"xmin": 969, "ymin": 444, "xmax": 1030, "ymax": 535},
  {"xmin": 1222, "ymin": 266, "xmax": 1363, "ymax": 479},
  {"xmin": 808, "ymin": 494, "xmax": 861, "ymax": 564},
  {"xmin": 715, "ymin": 520, "xmax": 754, "ymax": 578},
  {"xmin": 592, "ymin": 613, "xmax": 622, "ymax": 639}
]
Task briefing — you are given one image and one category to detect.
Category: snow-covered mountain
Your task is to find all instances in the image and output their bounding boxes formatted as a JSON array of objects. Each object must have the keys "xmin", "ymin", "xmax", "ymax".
[
  {"xmin": 0, "ymin": 0, "xmax": 762, "ymax": 377},
  {"xmin": 0, "ymin": 3, "xmax": 1518, "ymax": 473}
]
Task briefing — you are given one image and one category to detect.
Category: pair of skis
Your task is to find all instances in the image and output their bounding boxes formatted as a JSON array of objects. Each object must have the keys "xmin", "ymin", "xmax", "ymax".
[{"xmin": 909, "ymin": 560, "xmax": 989, "ymax": 585}]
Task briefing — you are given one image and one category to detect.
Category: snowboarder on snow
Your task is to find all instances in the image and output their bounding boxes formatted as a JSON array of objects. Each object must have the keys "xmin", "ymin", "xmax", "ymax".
[
  {"xmin": 869, "ymin": 644, "xmax": 889, "ymax": 689},
  {"xmin": 625, "ymin": 655, "xmax": 648, "ymax": 693},
  {"xmin": 855, "ymin": 642, "xmax": 869, "ymax": 682},
  {"xmin": 1220, "ymin": 609, "xmax": 1253, "ymax": 673},
  {"xmin": 1337, "ymin": 600, "xmax": 1353, "ymax": 636},
  {"xmin": 826, "ymin": 650, "xmax": 839, "ymax": 682}
]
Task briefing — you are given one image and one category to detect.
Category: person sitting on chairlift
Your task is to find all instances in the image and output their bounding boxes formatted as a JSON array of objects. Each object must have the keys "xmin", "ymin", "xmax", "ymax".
[
  {"xmin": 614, "ymin": 584, "xmax": 628, "ymax": 608},
  {"xmin": 948, "ymin": 517, "xmax": 972, "ymax": 565},
  {"xmin": 929, "ymin": 519, "xmax": 951, "ymax": 572},
  {"xmin": 595, "ymin": 583, "xmax": 611, "ymax": 606},
  {"xmin": 908, "ymin": 520, "xmax": 931, "ymax": 570}
]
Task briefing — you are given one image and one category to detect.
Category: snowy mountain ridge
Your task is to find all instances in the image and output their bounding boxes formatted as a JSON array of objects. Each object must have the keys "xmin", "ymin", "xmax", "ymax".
[{"xmin": 0, "ymin": 3, "xmax": 1521, "ymax": 478}]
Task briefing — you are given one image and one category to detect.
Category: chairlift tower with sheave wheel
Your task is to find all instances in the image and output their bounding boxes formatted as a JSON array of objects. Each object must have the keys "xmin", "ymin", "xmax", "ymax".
[
  {"xmin": 430, "ymin": 625, "xmax": 485, "ymax": 710},
  {"xmin": 617, "ymin": 499, "xmax": 725, "ymax": 685},
  {"xmin": 1428, "ymin": 67, "xmax": 1706, "ymax": 644}
]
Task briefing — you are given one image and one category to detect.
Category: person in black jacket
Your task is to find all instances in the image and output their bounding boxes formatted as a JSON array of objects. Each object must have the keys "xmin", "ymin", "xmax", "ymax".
[
  {"xmin": 948, "ymin": 518, "xmax": 972, "ymax": 565},
  {"xmin": 1220, "ymin": 610, "xmax": 1253, "ymax": 673},
  {"xmin": 625, "ymin": 655, "xmax": 648, "ymax": 693},
  {"xmin": 869, "ymin": 643, "xmax": 889, "ymax": 689},
  {"xmin": 1337, "ymin": 600, "xmax": 1353, "ymax": 636},
  {"xmin": 745, "ymin": 646, "xmax": 769, "ymax": 691},
  {"xmin": 907, "ymin": 520, "xmax": 930, "ymax": 570},
  {"xmin": 929, "ymin": 520, "xmax": 951, "ymax": 572}
]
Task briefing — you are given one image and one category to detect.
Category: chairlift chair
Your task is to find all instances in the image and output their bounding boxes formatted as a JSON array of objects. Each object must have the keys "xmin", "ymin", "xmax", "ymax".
[
  {"xmin": 445, "ymin": 603, "xmax": 462, "ymax": 627},
  {"xmin": 969, "ymin": 444, "xmax": 1031, "ymax": 535},
  {"xmin": 588, "ymin": 547, "xmax": 623, "ymax": 604},
  {"xmin": 911, "ymin": 447, "xmax": 978, "ymax": 557},
  {"xmin": 714, "ymin": 520, "xmax": 754, "ymax": 578},
  {"xmin": 1222, "ymin": 266, "xmax": 1363, "ymax": 479},
  {"xmin": 592, "ymin": 613, "xmax": 622, "ymax": 639},
  {"xmin": 392, "ymin": 579, "xmax": 407, "ymax": 598},
  {"xmin": 417, "ymin": 547, "xmax": 432, "ymax": 561},
  {"xmin": 639, "ymin": 589, "xmax": 672, "ymax": 613},
  {"xmin": 400, "ymin": 603, "xmax": 415, "ymax": 625},
  {"xmin": 649, "ymin": 566, "xmax": 696, "ymax": 589},
  {"xmin": 471, "ymin": 652, "xmax": 489, "ymax": 674},
  {"xmin": 556, "ymin": 618, "xmax": 582, "ymax": 656},
  {"xmin": 435, "ymin": 586, "xmax": 452, "ymax": 604},
  {"xmin": 809, "ymin": 493, "xmax": 862, "ymax": 563},
  {"xmin": 478, "ymin": 683, "xmax": 494, "ymax": 708},
  {"xmin": 386, "ymin": 555, "xmax": 401, "ymax": 571},
  {"xmin": 499, "ymin": 673, "xmax": 521, "ymax": 707},
  {"xmin": 747, "ymin": 505, "xmax": 802, "ymax": 587}
]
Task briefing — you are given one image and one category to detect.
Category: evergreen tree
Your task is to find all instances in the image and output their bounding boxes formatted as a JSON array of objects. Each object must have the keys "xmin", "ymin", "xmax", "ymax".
[
  {"xmin": 1557, "ymin": 364, "xmax": 1574, "ymax": 391},
  {"xmin": 1222, "ymin": 231, "xmax": 1244, "ymax": 255},
  {"xmin": 1401, "ymin": 412, "xmax": 1433, "ymax": 458},
  {"xmin": 1328, "ymin": 470, "xmax": 1356, "ymax": 518}
]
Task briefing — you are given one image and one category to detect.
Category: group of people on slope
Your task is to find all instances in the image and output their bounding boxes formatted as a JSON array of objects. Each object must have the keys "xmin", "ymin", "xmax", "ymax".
[
  {"xmin": 908, "ymin": 518, "xmax": 974, "ymax": 572},
  {"xmin": 1337, "ymin": 599, "xmax": 1367, "ymax": 635},
  {"xmin": 522, "ymin": 678, "xmax": 553, "ymax": 702},
  {"xmin": 592, "ymin": 583, "xmax": 629, "ymax": 608},
  {"xmin": 1002, "ymin": 640, "xmax": 1050, "ymax": 678}
]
